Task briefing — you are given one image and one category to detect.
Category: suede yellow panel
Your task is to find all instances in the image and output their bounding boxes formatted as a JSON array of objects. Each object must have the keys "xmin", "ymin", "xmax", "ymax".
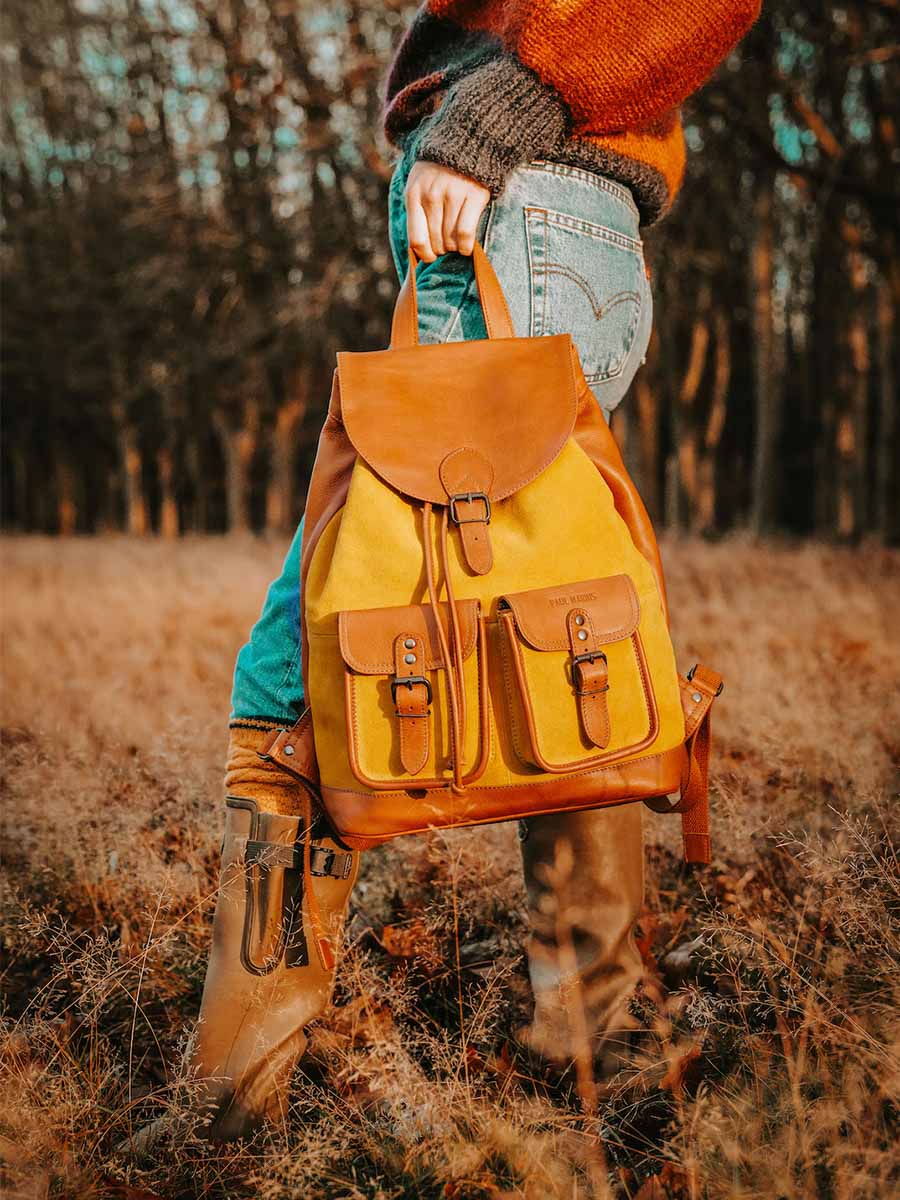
[
  {"xmin": 304, "ymin": 438, "xmax": 684, "ymax": 793},
  {"xmin": 309, "ymin": 641, "xmax": 498, "ymax": 794},
  {"xmin": 347, "ymin": 652, "xmax": 484, "ymax": 785},
  {"xmin": 505, "ymin": 633, "xmax": 653, "ymax": 768}
]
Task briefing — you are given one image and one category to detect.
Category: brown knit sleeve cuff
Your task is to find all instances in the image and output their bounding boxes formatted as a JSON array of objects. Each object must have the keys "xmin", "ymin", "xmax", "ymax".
[{"xmin": 416, "ymin": 56, "xmax": 569, "ymax": 197}]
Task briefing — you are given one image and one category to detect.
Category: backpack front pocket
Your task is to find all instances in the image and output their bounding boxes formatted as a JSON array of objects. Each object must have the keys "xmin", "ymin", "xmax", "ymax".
[
  {"xmin": 498, "ymin": 575, "xmax": 658, "ymax": 773},
  {"xmin": 338, "ymin": 599, "xmax": 489, "ymax": 790}
]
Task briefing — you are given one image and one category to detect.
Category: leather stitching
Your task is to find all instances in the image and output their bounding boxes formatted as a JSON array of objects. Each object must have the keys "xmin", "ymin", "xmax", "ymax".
[
  {"xmin": 323, "ymin": 744, "xmax": 683, "ymax": 802},
  {"xmin": 341, "ymin": 617, "xmax": 491, "ymax": 791},
  {"xmin": 506, "ymin": 621, "xmax": 657, "ymax": 773},
  {"xmin": 568, "ymin": 608, "xmax": 611, "ymax": 749},
  {"xmin": 498, "ymin": 612, "xmax": 529, "ymax": 764},
  {"xmin": 337, "ymin": 602, "xmax": 479, "ymax": 674},
  {"xmin": 503, "ymin": 574, "xmax": 640, "ymax": 650}
]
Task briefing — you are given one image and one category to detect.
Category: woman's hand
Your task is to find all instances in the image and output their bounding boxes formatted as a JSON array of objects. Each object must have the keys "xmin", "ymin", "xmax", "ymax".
[{"xmin": 405, "ymin": 161, "xmax": 491, "ymax": 262}]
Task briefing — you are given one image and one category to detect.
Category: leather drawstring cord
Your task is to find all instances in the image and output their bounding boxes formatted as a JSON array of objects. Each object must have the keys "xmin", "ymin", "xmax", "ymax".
[
  {"xmin": 422, "ymin": 501, "xmax": 466, "ymax": 795},
  {"xmin": 439, "ymin": 506, "xmax": 468, "ymax": 738}
]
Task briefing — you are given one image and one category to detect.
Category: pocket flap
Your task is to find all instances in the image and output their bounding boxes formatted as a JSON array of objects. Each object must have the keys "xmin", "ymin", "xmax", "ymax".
[
  {"xmin": 339, "ymin": 599, "xmax": 480, "ymax": 675},
  {"xmin": 500, "ymin": 576, "xmax": 639, "ymax": 650}
]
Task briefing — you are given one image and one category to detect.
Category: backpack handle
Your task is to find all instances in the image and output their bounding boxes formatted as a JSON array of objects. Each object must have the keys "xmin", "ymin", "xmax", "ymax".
[{"xmin": 390, "ymin": 243, "xmax": 516, "ymax": 348}]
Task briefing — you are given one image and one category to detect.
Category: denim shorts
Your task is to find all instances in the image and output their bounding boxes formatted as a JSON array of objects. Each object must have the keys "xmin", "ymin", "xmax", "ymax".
[{"xmin": 230, "ymin": 124, "xmax": 653, "ymax": 722}]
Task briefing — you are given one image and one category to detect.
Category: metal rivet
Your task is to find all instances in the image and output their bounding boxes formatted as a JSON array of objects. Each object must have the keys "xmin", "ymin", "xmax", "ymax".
[
  {"xmin": 404, "ymin": 653, "xmax": 416, "ymax": 664},
  {"xmin": 283, "ymin": 744, "xmax": 295, "ymax": 756},
  {"xmin": 575, "ymin": 615, "xmax": 585, "ymax": 626},
  {"xmin": 577, "ymin": 629, "xmax": 588, "ymax": 641},
  {"xmin": 691, "ymin": 691, "xmax": 702, "ymax": 703},
  {"xmin": 404, "ymin": 638, "xmax": 415, "ymax": 649}
]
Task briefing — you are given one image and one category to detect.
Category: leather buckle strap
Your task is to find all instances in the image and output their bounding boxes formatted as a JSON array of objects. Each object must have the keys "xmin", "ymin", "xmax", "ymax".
[
  {"xmin": 392, "ymin": 635, "xmax": 431, "ymax": 775},
  {"xmin": 390, "ymin": 674, "xmax": 433, "ymax": 707},
  {"xmin": 566, "ymin": 610, "xmax": 611, "ymax": 748},
  {"xmin": 570, "ymin": 649, "xmax": 609, "ymax": 696},
  {"xmin": 687, "ymin": 662, "xmax": 725, "ymax": 697},
  {"xmin": 257, "ymin": 710, "xmax": 319, "ymax": 787},
  {"xmin": 448, "ymin": 491, "xmax": 492, "ymax": 526},
  {"xmin": 440, "ymin": 450, "xmax": 494, "ymax": 576},
  {"xmin": 243, "ymin": 838, "xmax": 353, "ymax": 880},
  {"xmin": 645, "ymin": 664, "xmax": 725, "ymax": 865},
  {"xmin": 309, "ymin": 845, "xmax": 353, "ymax": 879}
]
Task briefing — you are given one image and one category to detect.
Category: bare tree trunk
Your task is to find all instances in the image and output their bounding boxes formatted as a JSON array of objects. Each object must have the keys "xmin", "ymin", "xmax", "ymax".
[
  {"xmin": 847, "ymin": 246, "xmax": 870, "ymax": 538},
  {"xmin": 697, "ymin": 309, "xmax": 732, "ymax": 535},
  {"xmin": 117, "ymin": 424, "xmax": 148, "ymax": 536},
  {"xmin": 109, "ymin": 338, "xmax": 147, "ymax": 536},
  {"xmin": 184, "ymin": 437, "xmax": 208, "ymax": 534},
  {"xmin": 677, "ymin": 285, "xmax": 711, "ymax": 533},
  {"xmin": 834, "ymin": 241, "xmax": 870, "ymax": 541},
  {"xmin": 811, "ymin": 196, "xmax": 842, "ymax": 537},
  {"xmin": 10, "ymin": 447, "xmax": 28, "ymax": 531},
  {"xmin": 750, "ymin": 185, "xmax": 778, "ymax": 535},
  {"xmin": 875, "ymin": 273, "xmax": 897, "ymax": 542},
  {"xmin": 664, "ymin": 455, "xmax": 683, "ymax": 531},
  {"xmin": 157, "ymin": 445, "xmax": 180, "ymax": 539},
  {"xmin": 213, "ymin": 402, "xmax": 259, "ymax": 534},
  {"xmin": 265, "ymin": 395, "xmax": 306, "ymax": 535},
  {"xmin": 56, "ymin": 458, "xmax": 77, "ymax": 536}
]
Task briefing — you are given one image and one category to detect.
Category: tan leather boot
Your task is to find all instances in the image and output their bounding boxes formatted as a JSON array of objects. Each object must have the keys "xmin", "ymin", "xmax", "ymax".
[
  {"xmin": 188, "ymin": 714, "xmax": 359, "ymax": 1141},
  {"xmin": 516, "ymin": 803, "xmax": 649, "ymax": 1078}
]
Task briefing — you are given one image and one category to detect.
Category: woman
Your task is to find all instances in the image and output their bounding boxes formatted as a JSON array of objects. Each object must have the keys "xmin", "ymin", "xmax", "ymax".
[{"xmin": 187, "ymin": 0, "xmax": 760, "ymax": 1141}]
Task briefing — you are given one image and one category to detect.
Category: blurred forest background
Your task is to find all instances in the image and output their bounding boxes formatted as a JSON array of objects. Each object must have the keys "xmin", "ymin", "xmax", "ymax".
[{"xmin": 1, "ymin": 0, "xmax": 898, "ymax": 542}]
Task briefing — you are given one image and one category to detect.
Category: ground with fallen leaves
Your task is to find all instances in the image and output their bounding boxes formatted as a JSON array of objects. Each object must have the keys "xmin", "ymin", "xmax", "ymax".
[{"xmin": 1, "ymin": 535, "xmax": 898, "ymax": 1199}]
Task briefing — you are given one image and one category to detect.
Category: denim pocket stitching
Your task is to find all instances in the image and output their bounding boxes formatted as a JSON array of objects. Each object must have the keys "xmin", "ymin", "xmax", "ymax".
[
  {"xmin": 523, "ymin": 161, "xmax": 640, "ymax": 218},
  {"xmin": 525, "ymin": 206, "xmax": 644, "ymax": 384},
  {"xmin": 529, "ymin": 207, "xmax": 644, "ymax": 255}
]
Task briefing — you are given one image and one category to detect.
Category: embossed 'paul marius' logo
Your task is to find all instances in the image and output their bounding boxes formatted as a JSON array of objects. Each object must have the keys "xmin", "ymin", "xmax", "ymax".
[{"xmin": 549, "ymin": 592, "xmax": 597, "ymax": 607}]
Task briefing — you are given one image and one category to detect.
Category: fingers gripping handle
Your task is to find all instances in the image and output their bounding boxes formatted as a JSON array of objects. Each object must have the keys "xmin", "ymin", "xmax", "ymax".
[{"xmin": 390, "ymin": 244, "xmax": 515, "ymax": 348}]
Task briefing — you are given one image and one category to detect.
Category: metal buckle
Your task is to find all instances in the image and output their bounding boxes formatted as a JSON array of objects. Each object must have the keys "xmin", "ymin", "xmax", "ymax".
[
  {"xmin": 309, "ymin": 845, "xmax": 353, "ymax": 879},
  {"xmin": 572, "ymin": 650, "xmax": 608, "ymax": 668},
  {"xmin": 390, "ymin": 675, "xmax": 433, "ymax": 708},
  {"xmin": 449, "ymin": 491, "xmax": 492, "ymax": 525},
  {"xmin": 687, "ymin": 663, "xmax": 725, "ymax": 696},
  {"xmin": 569, "ymin": 649, "xmax": 609, "ymax": 696}
]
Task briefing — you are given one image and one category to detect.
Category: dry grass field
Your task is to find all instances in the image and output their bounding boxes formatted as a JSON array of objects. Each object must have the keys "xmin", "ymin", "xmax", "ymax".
[{"xmin": 1, "ymin": 535, "xmax": 898, "ymax": 1199}]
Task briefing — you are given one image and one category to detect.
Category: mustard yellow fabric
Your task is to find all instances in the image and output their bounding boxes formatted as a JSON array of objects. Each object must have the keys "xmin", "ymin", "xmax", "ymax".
[
  {"xmin": 503, "ymin": 628, "xmax": 654, "ymax": 768},
  {"xmin": 348, "ymin": 651, "xmax": 484, "ymax": 784},
  {"xmin": 305, "ymin": 438, "xmax": 684, "ymax": 794}
]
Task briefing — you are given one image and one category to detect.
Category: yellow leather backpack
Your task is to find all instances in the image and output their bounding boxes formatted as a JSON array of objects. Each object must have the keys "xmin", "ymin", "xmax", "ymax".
[{"xmin": 264, "ymin": 246, "xmax": 723, "ymax": 864}]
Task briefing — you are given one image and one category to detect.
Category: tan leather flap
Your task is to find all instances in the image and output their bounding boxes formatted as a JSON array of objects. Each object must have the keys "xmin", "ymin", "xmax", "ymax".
[
  {"xmin": 339, "ymin": 599, "xmax": 480, "ymax": 674},
  {"xmin": 337, "ymin": 334, "xmax": 577, "ymax": 504},
  {"xmin": 500, "ymin": 575, "xmax": 640, "ymax": 650}
]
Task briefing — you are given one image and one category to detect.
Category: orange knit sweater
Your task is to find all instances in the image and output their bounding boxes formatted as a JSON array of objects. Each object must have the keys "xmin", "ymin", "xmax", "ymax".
[{"xmin": 385, "ymin": 0, "xmax": 761, "ymax": 224}]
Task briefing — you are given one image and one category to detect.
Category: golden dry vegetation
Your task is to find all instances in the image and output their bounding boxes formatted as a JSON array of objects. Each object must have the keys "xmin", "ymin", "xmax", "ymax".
[{"xmin": 1, "ymin": 535, "xmax": 898, "ymax": 1199}]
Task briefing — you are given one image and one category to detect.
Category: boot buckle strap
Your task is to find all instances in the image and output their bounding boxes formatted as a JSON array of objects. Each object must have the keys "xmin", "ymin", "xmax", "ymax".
[
  {"xmin": 243, "ymin": 838, "xmax": 352, "ymax": 879},
  {"xmin": 310, "ymin": 845, "xmax": 353, "ymax": 879},
  {"xmin": 244, "ymin": 839, "xmax": 298, "ymax": 870}
]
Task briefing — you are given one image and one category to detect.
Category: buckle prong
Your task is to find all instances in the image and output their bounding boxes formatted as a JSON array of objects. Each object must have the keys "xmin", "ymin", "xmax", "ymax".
[
  {"xmin": 572, "ymin": 650, "xmax": 607, "ymax": 668},
  {"xmin": 390, "ymin": 675, "xmax": 433, "ymax": 706},
  {"xmin": 569, "ymin": 649, "xmax": 608, "ymax": 696},
  {"xmin": 449, "ymin": 492, "xmax": 492, "ymax": 525}
]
